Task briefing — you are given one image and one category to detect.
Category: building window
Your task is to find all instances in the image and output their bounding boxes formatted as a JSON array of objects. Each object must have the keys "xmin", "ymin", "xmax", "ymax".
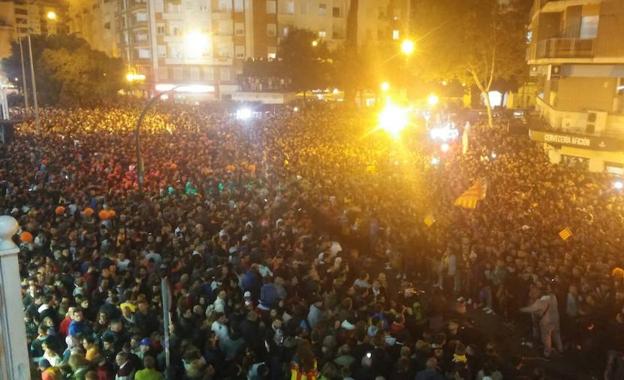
[
  {"xmin": 235, "ymin": 22, "xmax": 245, "ymax": 36},
  {"xmin": 203, "ymin": 67, "xmax": 214, "ymax": 80},
  {"xmin": 157, "ymin": 24, "xmax": 165, "ymax": 34},
  {"xmin": 281, "ymin": 26, "xmax": 289, "ymax": 37},
  {"xmin": 580, "ymin": 16, "xmax": 599, "ymax": 39},
  {"xmin": 266, "ymin": 1, "xmax": 276, "ymax": 14},
  {"xmin": 220, "ymin": 68, "xmax": 231, "ymax": 81},
  {"xmin": 286, "ymin": 0, "xmax": 295, "ymax": 14},
  {"xmin": 218, "ymin": 20, "xmax": 233, "ymax": 35},
  {"xmin": 267, "ymin": 24, "xmax": 276, "ymax": 37},
  {"xmin": 158, "ymin": 45, "xmax": 166, "ymax": 57},
  {"xmin": 268, "ymin": 46, "xmax": 277, "ymax": 59},
  {"xmin": 319, "ymin": 3, "xmax": 326, "ymax": 16},
  {"xmin": 135, "ymin": 32, "xmax": 148, "ymax": 42},
  {"xmin": 190, "ymin": 67, "xmax": 200, "ymax": 80},
  {"xmin": 173, "ymin": 67, "xmax": 183, "ymax": 80},
  {"xmin": 15, "ymin": 8, "xmax": 28, "ymax": 15},
  {"xmin": 137, "ymin": 48, "xmax": 151, "ymax": 58},
  {"xmin": 332, "ymin": 7, "xmax": 341, "ymax": 17},
  {"xmin": 104, "ymin": 22, "xmax": 111, "ymax": 29},
  {"xmin": 217, "ymin": 0, "xmax": 230, "ymax": 11},
  {"xmin": 318, "ymin": 30, "xmax": 326, "ymax": 38},
  {"xmin": 135, "ymin": 12, "xmax": 147, "ymax": 22},
  {"xmin": 392, "ymin": 29, "xmax": 400, "ymax": 40},
  {"xmin": 234, "ymin": 0, "xmax": 243, "ymax": 12},
  {"xmin": 235, "ymin": 45, "xmax": 245, "ymax": 59}
]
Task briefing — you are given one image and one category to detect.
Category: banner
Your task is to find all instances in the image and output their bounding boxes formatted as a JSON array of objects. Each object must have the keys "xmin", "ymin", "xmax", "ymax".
[
  {"xmin": 454, "ymin": 179, "xmax": 487, "ymax": 209},
  {"xmin": 559, "ymin": 227, "xmax": 573, "ymax": 241}
]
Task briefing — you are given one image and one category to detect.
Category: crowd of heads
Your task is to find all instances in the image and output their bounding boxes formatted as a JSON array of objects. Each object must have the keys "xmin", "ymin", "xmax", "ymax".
[{"xmin": 3, "ymin": 103, "xmax": 624, "ymax": 380}]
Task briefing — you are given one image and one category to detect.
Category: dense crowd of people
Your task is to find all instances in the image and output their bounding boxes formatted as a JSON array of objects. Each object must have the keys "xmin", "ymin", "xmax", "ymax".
[{"xmin": 3, "ymin": 103, "xmax": 623, "ymax": 380}]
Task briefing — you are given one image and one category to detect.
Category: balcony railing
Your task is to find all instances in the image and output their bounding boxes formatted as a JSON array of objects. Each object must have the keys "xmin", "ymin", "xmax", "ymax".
[{"xmin": 536, "ymin": 38, "xmax": 594, "ymax": 59}]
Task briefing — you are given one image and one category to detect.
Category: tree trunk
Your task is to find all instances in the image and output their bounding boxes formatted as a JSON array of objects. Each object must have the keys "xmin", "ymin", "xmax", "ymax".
[
  {"xmin": 483, "ymin": 90, "xmax": 494, "ymax": 129},
  {"xmin": 469, "ymin": 68, "xmax": 494, "ymax": 129}
]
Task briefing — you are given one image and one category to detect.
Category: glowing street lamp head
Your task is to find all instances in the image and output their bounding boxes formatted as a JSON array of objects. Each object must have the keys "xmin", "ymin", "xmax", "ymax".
[
  {"xmin": 311, "ymin": 40, "xmax": 319, "ymax": 47},
  {"xmin": 427, "ymin": 94, "xmax": 439, "ymax": 106},
  {"xmin": 380, "ymin": 81, "xmax": 390, "ymax": 93},
  {"xmin": 185, "ymin": 31, "xmax": 210, "ymax": 59},
  {"xmin": 236, "ymin": 108, "xmax": 253, "ymax": 121},
  {"xmin": 401, "ymin": 39, "xmax": 415, "ymax": 56},
  {"xmin": 614, "ymin": 180, "xmax": 623, "ymax": 190},
  {"xmin": 46, "ymin": 10, "xmax": 58, "ymax": 20},
  {"xmin": 378, "ymin": 102, "xmax": 410, "ymax": 139}
]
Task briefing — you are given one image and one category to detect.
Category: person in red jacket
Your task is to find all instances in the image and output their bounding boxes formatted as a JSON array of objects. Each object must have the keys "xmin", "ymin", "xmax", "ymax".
[{"xmin": 59, "ymin": 306, "xmax": 76, "ymax": 338}]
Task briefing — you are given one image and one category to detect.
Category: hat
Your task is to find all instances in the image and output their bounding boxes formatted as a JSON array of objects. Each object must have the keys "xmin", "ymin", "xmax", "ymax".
[
  {"xmin": 341, "ymin": 320, "xmax": 355, "ymax": 330},
  {"xmin": 140, "ymin": 338, "xmax": 151, "ymax": 346},
  {"xmin": 38, "ymin": 358, "xmax": 51, "ymax": 369}
]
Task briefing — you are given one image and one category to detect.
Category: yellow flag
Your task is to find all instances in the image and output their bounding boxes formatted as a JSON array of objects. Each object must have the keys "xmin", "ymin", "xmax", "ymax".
[
  {"xmin": 559, "ymin": 227, "xmax": 573, "ymax": 241},
  {"xmin": 424, "ymin": 214, "xmax": 436, "ymax": 227}
]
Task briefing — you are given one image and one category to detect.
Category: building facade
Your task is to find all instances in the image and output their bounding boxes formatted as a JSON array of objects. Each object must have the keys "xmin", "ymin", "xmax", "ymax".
[
  {"xmin": 63, "ymin": 0, "xmax": 413, "ymax": 99},
  {"xmin": 527, "ymin": 0, "xmax": 624, "ymax": 172},
  {"xmin": 67, "ymin": 0, "xmax": 119, "ymax": 57},
  {"xmin": 0, "ymin": 0, "xmax": 68, "ymax": 59}
]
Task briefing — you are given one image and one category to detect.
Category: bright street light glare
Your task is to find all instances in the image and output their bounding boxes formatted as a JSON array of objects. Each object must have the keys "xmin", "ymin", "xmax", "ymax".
[
  {"xmin": 440, "ymin": 143, "xmax": 450, "ymax": 152},
  {"xmin": 311, "ymin": 40, "xmax": 319, "ymax": 47},
  {"xmin": 431, "ymin": 157, "xmax": 440, "ymax": 166},
  {"xmin": 378, "ymin": 102, "xmax": 410, "ymax": 139},
  {"xmin": 184, "ymin": 31, "xmax": 210, "ymax": 59},
  {"xmin": 126, "ymin": 73, "xmax": 146, "ymax": 82},
  {"xmin": 46, "ymin": 10, "xmax": 57, "ymax": 20},
  {"xmin": 401, "ymin": 39, "xmax": 415, "ymax": 55},
  {"xmin": 614, "ymin": 180, "xmax": 623, "ymax": 190},
  {"xmin": 380, "ymin": 82, "xmax": 390, "ymax": 92},
  {"xmin": 236, "ymin": 108, "xmax": 253, "ymax": 121},
  {"xmin": 427, "ymin": 94, "xmax": 439, "ymax": 106}
]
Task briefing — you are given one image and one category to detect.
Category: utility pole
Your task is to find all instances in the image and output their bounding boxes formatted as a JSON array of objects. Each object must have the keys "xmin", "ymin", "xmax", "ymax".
[
  {"xmin": 26, "ymin": 34, "xmax": 40, "ymax": 133},
  {"xmin": 18, "ymin": 38, "xmax": 29, "ymax": 112}
]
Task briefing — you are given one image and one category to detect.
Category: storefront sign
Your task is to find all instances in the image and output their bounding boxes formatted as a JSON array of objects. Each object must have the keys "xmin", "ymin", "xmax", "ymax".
[{"xmin": 530, "ymin": 129, "xmax": 624, "ymax": 151}]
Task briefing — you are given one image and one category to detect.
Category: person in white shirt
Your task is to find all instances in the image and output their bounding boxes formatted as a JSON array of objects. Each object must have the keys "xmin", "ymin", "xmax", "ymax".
[{"xmin": 520, "ymin": 285, "xmax": 563, "ymax": 357}]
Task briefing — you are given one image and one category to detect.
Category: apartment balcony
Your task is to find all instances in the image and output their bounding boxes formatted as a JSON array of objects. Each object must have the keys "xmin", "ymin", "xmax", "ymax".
[
  {"xmin": 531, "ymin": 0, "xmax": 603, "ymax": 18},
  {"xmin": 535, "ymin": 38, "xmax": 594, "ymax": 59}
]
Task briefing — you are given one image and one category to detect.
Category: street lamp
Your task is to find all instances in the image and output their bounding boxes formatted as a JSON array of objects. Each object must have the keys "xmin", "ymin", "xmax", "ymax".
[
  {"xmin": 46, "ymin": 10, "xmax": 57, "ymax": 20},
  {"xmin": 126, "ymin": 72, "xmax": 146, "ymax": 82},
  {"xmin": 428, "ymin": 93, "xmax": 439, "ymax": 106},
  {"xmin": 184, "ymin": 31, "xmax": 210, "ymax": 60},
  {"xmin": 380, "ymin": 81, "xmax": 390, "ymax": 93},
  {"xmin": 401, "ymin": 39, "xmax": 415, "ymax": 56},
  {"xmin": 311, "ymin": 40, "xmax": 319, "ymax": 47}
]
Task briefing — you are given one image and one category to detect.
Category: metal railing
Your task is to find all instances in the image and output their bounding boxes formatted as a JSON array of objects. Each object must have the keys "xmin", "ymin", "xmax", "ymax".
[{"xmin": 536, "ymin": 37, "xmax": 594, "ymax": 58}]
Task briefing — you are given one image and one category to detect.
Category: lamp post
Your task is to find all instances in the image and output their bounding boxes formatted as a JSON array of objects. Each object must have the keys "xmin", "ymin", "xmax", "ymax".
[
  {"xmin": 26, "ymin": 34, "xmax": 40, "ymax": 133},
  {"xmin": 17, "ymin": 38, "xmax": 29, "ymax": 112},
  {"xmin": 0, "ymin": 215, "xmax": 30, "ymax": 380},
  {"xmin": 135, "ymin": 85, "xmax": 181, "ymax": 196}
]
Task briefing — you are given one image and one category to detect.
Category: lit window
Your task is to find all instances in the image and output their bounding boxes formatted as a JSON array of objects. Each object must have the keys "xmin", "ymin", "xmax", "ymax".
[
  {"xmin": 319, "ymin": 3, "xmax": 326, "ymax": 16},
  {"xmin": 319, "ymin": 30, "xmax": 326, "ymax": 38},
  {"xmin": 267, "ymin": 24, "xmax": 276, "ymax": 37},
  {"xmin": 392, "ymin": 29, "xmax": 400, "ymax": 40},
  {"xmin": 580, "ymin": 16, "xmax": 599, "ymax": 39},
  {"xmin": 234, "ymin": 0, "xmax": 243, "ymax": 12},
  {"xmin": 268, "ymin": 52, "xmax": 276, "ymax": 60},
  {"xmin": 235, "ymin": 45, "xmax": 245, "ymax": 59},
  {"xmin": 266, "ymin": 1, "xmax": 276, "ymax": 14}
]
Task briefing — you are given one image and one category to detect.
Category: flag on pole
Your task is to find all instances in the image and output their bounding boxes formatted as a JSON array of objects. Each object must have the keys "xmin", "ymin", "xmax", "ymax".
[
  {"xmin": 423, "ymin": 214, "xmax": 436, "ymax": 227},
  {"xmin": 559, "ymin": 227, "xmax": 573, "ymax": 241},
  {"xmin": 454, "ymin": 179, "xmax": 487, "ymax": 209}
]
